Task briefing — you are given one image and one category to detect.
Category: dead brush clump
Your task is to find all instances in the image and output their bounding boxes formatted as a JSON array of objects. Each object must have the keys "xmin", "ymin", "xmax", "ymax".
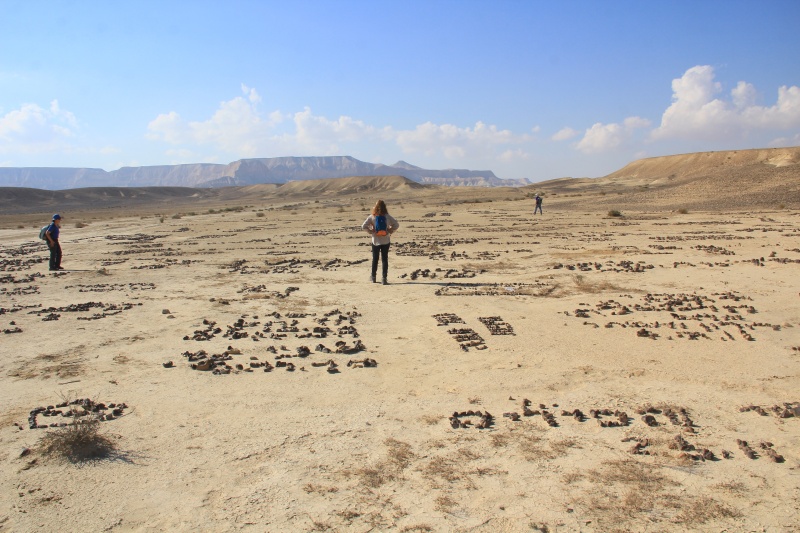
[
  {"xmin": 37, "ymin": 418, "xmax": 117, "ymax": 463},
  {"xmin": 35, "ymin": 393, "xmax": 120, "ymax": 464}
]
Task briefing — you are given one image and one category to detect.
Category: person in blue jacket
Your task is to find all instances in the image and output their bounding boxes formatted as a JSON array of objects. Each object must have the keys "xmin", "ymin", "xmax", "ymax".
[
  {"xmin": 45, "ymin": 214, "xmax": 64, "ymax": 271},
  {"xmin": 361, "ymin": 200, "xmax": 399, "ymax": 285}
]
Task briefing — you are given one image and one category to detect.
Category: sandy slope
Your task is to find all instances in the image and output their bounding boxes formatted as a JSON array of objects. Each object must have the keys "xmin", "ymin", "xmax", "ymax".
[
  {"xmin": 0, "ymin": 192, "xmax": 798, "ymax": 532},
  {"xmin": 531, "ymin": 146, "xmax": 800, "ymax": 212}
]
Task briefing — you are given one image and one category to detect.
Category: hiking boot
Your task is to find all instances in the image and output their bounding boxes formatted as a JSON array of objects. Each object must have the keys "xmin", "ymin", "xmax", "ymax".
[
  {"xmin": 370, "ymin": 275, "xmax": 376, "ymax": 283},
  {"xmin": 382, "ymin": 277, "xmax": 389, "ymax": 285}
]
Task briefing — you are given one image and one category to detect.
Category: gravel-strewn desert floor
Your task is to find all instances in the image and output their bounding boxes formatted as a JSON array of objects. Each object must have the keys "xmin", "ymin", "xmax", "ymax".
[{"xmin": 1, "ymin": 194, "xmax": 798, "ymax": 532}]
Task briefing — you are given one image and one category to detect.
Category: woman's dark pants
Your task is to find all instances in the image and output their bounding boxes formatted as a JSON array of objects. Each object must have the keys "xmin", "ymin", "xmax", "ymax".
[
  {"xmin": 371, "ymin": 243, "xmax": 390, "ymax": 279},
  {"xmin": 49, "ymin": 241, "xmax": 62, "ymax": 270}
]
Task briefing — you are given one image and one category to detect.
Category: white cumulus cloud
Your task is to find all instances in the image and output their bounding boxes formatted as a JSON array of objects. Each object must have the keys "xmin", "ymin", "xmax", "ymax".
[
  {"xmin": 147, "ymin": 86, "xmax": 537, "ymax": 167},
  {"xmin": 552, "ymin": 127, "xmax": 579, "ymax": 141},
  {"xmin": 576, "ymin": 116, "xmax": 650, "ymax": 154},
  {"xmin": 289, "ymin": 107, "xmax": 390, "ymax": 154},
  {"xmin": 395, "ymin": 121, "xmax": 527, "ymax": 159},
  {"xmin": 651, "ymin": 65, "xmax": 800, "ymax": 141},
  {"xmin": 146, "ymin": 85, "xmax": 285, "ymax": 156},
  {"xmin": 0, "ymin": 100, "xmax": 78, "ymax": 153}
]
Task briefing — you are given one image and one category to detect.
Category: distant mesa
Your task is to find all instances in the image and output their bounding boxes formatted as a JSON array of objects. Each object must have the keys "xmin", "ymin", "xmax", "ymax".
[{"xmin": 0, "ymin": 156, "xmax": 529, "ymax": 190}]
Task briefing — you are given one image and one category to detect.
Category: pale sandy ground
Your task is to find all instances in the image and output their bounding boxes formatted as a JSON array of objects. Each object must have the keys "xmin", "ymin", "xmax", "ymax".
[{"xmin": 0, "ymin": 197, "xmax": 798, "ymax": 532}]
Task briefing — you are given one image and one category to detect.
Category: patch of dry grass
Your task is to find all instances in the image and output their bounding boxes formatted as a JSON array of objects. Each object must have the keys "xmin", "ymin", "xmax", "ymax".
[
  {"xmin": 420, "ymin": 414, "xmax": 441, "ymax": 425},
  {"xmin": 673, "ymin": 495, "xmax": 741, "ymax": 524},
  {"xmin": 422, "ymin": 456, "xmax": 466, "ymax": 485},
  {"xmin": 570, "ymin": 274, "xmax": 628, "ymax": 294},
  {"xmin": 399, "ymin": 524, "xmax": 433, "ymax": 532},
  {"xmin": 434, "ymin": 495, "xmax": 457, "ymax": 513},
  {"xmin": 302, "ymin": 483, "xmax": 339, "ymax": 494},
  {"xmin": 579, "ymin": 459, "xmax": 739, "ymax": 529},
  {"xmin": 712, "ymin": 480, "xmax": 747, "ymax": 495},
  {"xmin": 350, "ymin": 438, "xmax": 416, "ymax": 489}
]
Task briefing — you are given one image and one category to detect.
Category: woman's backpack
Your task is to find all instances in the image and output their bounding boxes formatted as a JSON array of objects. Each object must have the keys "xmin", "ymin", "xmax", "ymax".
[{"xmin": 374, "ymin": 215, "xmax": 388, "ymax": 236}]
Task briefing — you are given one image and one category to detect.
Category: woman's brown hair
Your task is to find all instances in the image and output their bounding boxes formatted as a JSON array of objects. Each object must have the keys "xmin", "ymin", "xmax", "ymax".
[{"xmin": 371, "ymin": 200, "xmax": 388, "ymax": 216}]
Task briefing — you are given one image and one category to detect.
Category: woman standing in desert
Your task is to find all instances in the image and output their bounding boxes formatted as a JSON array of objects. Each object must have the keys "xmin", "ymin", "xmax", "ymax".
[{"xmin": 361, "ymin": 200, "xmax": 399, "ymax": 285}]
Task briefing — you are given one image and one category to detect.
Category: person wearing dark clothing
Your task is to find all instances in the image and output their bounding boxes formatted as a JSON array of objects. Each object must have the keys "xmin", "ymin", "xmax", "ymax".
[
  {"xmin": 45, "ymin": 214, "xmax": 64, "ymax": 271},
  {"xmin": 361, "ymin": 200, "xmax": 399, "ymax": 285},
  {"xmin": 534, "ymin": 194, "xmax": 543, "ymax": 215}
]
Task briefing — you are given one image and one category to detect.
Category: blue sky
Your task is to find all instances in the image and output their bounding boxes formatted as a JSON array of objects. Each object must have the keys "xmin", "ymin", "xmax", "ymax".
[{"xmin": 1, "ymin": 0, "xmax": 799, "ymax": 182}]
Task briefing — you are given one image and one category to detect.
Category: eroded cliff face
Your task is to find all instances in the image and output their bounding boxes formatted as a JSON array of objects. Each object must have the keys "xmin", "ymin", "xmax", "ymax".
[{"xmin": 0, "ymin": 156, "xmax": 514, "ymax": 189}]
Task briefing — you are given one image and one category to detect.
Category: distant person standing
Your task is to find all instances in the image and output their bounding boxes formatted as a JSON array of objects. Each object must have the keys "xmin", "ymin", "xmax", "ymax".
[
  {"xmin": 361, "ymin": 200, "xmax": 399, "ymax": 285},
  {"xmin": 45, "ymin": 214, "xmax": 64, "ymax": 271},
  {"xmin": 534, "ymin": 194, "xmax": 543, "ymax": 215}
]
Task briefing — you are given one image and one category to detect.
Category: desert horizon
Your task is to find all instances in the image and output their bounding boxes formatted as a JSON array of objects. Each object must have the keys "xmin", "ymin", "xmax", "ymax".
[{"xmin": 1, "ymin": 158, "xmax": 798, "ymax": 531}]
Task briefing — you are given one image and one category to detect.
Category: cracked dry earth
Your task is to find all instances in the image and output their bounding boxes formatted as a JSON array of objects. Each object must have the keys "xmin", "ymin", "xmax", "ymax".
[{"xmin": 1, "ymin": 200, "xmax": 798, "ymax": 532}]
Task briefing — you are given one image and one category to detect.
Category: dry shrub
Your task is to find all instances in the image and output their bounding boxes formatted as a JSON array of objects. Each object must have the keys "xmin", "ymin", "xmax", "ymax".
[
  {"xmin": 37, "ymin": 419, "xmax": 117, "ymax": 463},
  {"xmin": 607, "ymin": 210, "xmax": 623, "ymax": 217}
]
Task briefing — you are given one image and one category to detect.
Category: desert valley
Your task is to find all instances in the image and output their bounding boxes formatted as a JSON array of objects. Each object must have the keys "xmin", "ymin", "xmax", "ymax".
[{"xmin": 0, "ymin": 147, "xmax": 799, "ymax": 532}]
